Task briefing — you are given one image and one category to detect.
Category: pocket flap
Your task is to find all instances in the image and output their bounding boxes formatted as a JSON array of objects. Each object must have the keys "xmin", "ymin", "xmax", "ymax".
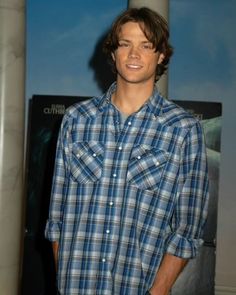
[
  {"xmin": 73, "ymin": 141, "xmax": 104, "ymax": 158},
  {"xmin": 131, "ymin": 145, "xmax": 168, "ymax": 166}
]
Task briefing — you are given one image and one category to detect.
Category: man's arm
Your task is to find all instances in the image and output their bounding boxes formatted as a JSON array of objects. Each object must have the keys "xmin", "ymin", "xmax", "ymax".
[
  {"xmin": 149, "ymin": 122, "xmax": 209, "ymax": 295},
  {"xmin": 45, "ymin": 115, "xmax": 71, "ymax": 271},
  {"xmin": 52, "ymin": 241, "xmax": 59, "ymax": 271},
  {"xmin": 149, "ymin": 253, "xmax": 188, "ymax": 295}
]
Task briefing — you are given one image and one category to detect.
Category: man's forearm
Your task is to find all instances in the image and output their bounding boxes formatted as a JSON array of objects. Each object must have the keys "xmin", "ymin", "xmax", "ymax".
[
  {"xmin": 52, "ymin": 241, "xmax": 59, "ymax": 271},
  {"xmin": 150, "ymin": 253, "xmax": 188, "ymax": 295}
]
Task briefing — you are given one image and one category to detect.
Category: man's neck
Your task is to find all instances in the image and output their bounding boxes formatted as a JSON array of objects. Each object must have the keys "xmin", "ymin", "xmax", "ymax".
[{"xmin": 112, "ymin": 80, "xmax": 155, "ymax": 115}]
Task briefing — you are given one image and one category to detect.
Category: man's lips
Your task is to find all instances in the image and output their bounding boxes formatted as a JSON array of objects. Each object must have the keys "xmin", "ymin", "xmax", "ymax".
[{"xmin": 126, "ymin": 64, "xmax": 143, "ymax": 69}]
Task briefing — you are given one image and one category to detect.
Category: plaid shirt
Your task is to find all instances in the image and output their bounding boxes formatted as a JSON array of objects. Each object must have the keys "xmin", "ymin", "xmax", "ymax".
[{"xmin": 45, "ymin": 83, "xmax": 209, "ymax": 295}]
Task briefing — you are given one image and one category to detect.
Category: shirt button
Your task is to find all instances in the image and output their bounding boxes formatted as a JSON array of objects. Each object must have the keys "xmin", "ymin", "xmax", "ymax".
[
  {"xmin": 137, "ymin": 156, "xmax": 141, "ymax": 160},
  {"xmin": 102, "ymin": 258, "xmax": 106, "ymax": 263},
  {"xmin": 106, "ymin": 229, "xmax": 110, "ymax": 234},
  {"xmin": 93, "ymin": 153, "xmax": 97, "ymax": 157},
  {"xmin": 156, "ymin": 161, "xmax": 160, "ymax": 166},
  {"xmin": 128, "ymin": 121, "xmax": 132, "ymax": 126},
  {"xmin": 118, "ymin": 146, "xmax": 122, "ymax": 150},
  {"xmin": 109, "ymin": 201, "xmax": 114, "ymax": 206},
  {"xmin": 113, "ymin": 173, "xmax": 117, "ymax": 178}
]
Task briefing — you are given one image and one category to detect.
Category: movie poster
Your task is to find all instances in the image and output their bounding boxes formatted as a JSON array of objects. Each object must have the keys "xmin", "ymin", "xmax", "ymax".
[{"xmin": 22, "ymin": 95, "xmax": 89, "ymax": 295}]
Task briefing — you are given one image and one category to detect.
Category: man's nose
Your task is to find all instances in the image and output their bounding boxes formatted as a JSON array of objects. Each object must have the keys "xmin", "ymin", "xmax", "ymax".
[{"xmin": 128, "ymin": 46, "xmax": 140, "ymax": 59}]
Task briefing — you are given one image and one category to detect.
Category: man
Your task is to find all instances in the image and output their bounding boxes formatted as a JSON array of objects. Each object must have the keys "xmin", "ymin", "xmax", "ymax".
[{"xmin": 45, "ymin": 7, "xmax": 209, "ymax": 295}]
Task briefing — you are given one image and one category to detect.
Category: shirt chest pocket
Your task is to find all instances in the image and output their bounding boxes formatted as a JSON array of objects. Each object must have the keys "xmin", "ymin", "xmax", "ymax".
[
  {"xmin": 70, "ymin": 141, "xmax": 104, "ymax": 183},
  {"xmin": 127, "ymin": 145, "xmax": 169, "ymax": 191}
]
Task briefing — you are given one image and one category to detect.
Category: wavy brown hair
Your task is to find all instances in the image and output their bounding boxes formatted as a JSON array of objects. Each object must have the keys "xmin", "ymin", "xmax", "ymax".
[{"xmin": 103, "ymin": 7, "xmax": 173, "ymax": 81}]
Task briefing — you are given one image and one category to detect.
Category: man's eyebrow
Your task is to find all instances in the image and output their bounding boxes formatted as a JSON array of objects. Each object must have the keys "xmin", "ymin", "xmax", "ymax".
[
  {"xmin": 118, "ymin": 38, "xmax": 131, "ymax": 42},
  {"xmin": 118, "ymin": 39, "xmax": 152, "ymax": 43}
]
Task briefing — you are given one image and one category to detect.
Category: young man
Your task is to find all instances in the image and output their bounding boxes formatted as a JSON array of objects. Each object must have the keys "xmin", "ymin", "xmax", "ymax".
[{"xmin": 45, "ymin": 7, "xmax": 209, "ymax": 295}]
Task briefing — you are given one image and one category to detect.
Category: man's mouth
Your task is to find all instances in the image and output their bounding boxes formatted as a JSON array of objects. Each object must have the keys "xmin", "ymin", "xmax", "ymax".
[{"xmin": 126, "ymin": 64, "xmax": 143, "ymax": 69}]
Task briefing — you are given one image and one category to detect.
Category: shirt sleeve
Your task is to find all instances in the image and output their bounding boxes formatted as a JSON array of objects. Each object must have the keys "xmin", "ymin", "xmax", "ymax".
[
  {"xmin": 45, "ymin": 113, "xmax": 71, "ymax": 242},
  {"xmin": 165, "ymin": 121, "xmax": 209, "ymax": 259}
]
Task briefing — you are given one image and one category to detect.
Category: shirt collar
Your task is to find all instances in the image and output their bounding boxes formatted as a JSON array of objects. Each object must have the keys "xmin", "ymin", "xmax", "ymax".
[
  {"xmin": 97, "ymin": 82, "xmax": 164, "ymax": 117},
  {"xmin": 97, "ymin": 82, "xmax": 116, "ymax": 111},
  {"xmin": 145, "ymin": 86, "xmax": 164, "ymax": 118}
]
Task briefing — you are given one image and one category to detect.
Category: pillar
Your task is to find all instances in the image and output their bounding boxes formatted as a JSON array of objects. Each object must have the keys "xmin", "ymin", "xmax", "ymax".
[
  {"xmin": 0, "ymin": 0, "xmax": 26, "ymax": 294},
  {"xmin": 128, "ymin": 0, "xmax": 169, "ymax": 98}
]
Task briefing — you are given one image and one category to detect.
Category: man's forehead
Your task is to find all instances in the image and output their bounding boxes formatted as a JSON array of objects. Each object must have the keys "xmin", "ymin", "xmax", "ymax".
[
  {"xmin": 118, "ymin": 21, "xmax": 152, "ymax": 42},
  {"xmin": 118, "ymin": 21, "xmax": 151, "ymax": 40}
]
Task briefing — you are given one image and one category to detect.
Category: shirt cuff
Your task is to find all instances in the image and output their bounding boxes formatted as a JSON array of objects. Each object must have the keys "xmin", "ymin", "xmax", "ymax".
[
  {"xmin": 45, "ymin": 219, "xmax": 62, "ymax": 241},
  {"xmin": 165, "ymin": 233, "xmax": 204, "ymax": 259}
]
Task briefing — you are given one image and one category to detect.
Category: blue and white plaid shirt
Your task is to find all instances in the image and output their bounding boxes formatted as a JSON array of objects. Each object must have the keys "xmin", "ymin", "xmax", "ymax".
[{"xmin": 45, "ymin": 83, "xmax": 209, "ymax": 295}]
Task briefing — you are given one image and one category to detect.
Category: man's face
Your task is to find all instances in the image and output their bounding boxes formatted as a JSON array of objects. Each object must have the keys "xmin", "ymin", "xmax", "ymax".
[{"xmin": 112, "ymin": 21, "xmax": 164, "ymax": 86}]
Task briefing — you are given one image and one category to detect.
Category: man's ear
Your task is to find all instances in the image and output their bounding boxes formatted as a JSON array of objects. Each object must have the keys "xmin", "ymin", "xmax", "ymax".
[
  {"xmin": 157, "ymin": 53, "xmax": 165, "ymax": 64},
  {"xmin": 111, "ymin": 52, "xmax": 115, "ymax": 61}
]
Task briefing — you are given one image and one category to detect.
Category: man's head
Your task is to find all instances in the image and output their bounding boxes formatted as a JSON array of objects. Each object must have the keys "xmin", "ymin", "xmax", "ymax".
[{"xmin": 103, "ymin": 7, "xmax": 173, "ymax": 81}]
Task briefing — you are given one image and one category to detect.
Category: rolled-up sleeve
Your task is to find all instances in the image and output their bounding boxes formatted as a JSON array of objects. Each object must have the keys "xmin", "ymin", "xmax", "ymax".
[
  {"xmin": 45, "ymin": 220, "xmax": 62, "ymax": 241},
  {"xmin": 45, "ymin": 114, "xmax": 70, "ymax": 242},
  {"xmin": 165, "ymin": 121, "xmax": 209, "ymax": 259}
]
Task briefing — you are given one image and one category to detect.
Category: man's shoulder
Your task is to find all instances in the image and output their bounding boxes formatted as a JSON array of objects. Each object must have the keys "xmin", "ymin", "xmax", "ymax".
[
  {"xmin": 64, "ymin": 95, "xmax": 102, "ymax": 120},
  {"xmin": 160, "ymin": 98, "xmax": 199, "ymax": 128}
]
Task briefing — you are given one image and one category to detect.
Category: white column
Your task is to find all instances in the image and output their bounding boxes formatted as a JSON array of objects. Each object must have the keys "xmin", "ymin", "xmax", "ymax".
[
  {"xmin": 128, "ymin": 0, "xmax": 169, "ymax": 97},
  {"xmin": 0, "ymin": 0, "xmax": 25, "ymax": 294}
]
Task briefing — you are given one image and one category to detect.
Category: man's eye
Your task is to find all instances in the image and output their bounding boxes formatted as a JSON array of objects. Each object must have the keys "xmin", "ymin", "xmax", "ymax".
[
  {"xmin": 119, "ymin": 42, "xmax": 129, "ymax": 47},
  {"xmin": 142, "ymin": 44, "xmax": 153, "ymax": 49}
]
